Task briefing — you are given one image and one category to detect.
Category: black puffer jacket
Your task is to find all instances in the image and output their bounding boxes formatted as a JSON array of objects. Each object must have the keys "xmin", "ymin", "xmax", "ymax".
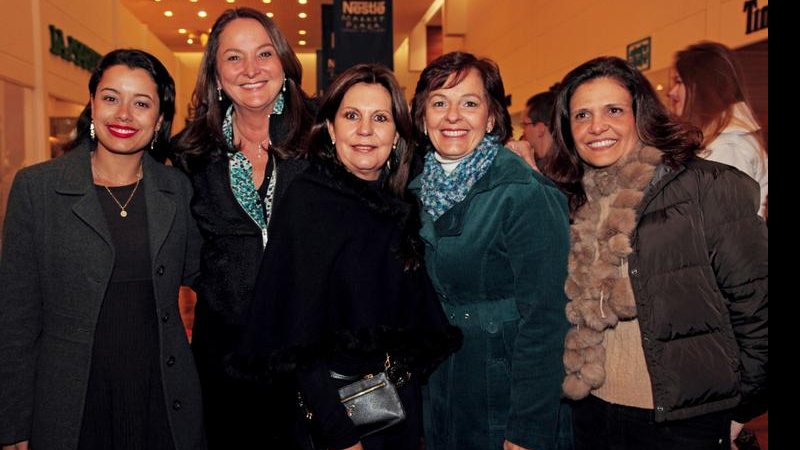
[{"xmin": 630, "ymin": 158, "xmax": 768, "ymax": 423}]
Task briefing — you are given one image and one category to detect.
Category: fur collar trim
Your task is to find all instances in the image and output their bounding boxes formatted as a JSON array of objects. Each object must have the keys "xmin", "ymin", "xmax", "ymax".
[{"xmin": 562, "ymin": 145, "xmax": 662, "ymax": 400}]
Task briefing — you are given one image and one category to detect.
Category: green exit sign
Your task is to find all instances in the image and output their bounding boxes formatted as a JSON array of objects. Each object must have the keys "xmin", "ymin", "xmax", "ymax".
[{"xmin": 627, "ymin": 37, "xmax": 651, "ymax": 71}]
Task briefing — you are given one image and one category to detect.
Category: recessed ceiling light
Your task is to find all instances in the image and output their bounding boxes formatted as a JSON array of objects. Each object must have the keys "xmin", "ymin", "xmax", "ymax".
[
  {"xmin": 164, "ymin": 10, "xmax": 173, "ymax": 17},
  {"xmin": 299, "ymin": 40, "xmax": 307, "ymax": 46},
  {"xmin": 266, "ymin": 12, "xmax": 274, "ymax": 18},
  {"xmin": 189, "ymin": 0, "xmax": 198, "ymax": 3},
  {"xmin": 178, "ymin": 28, "xmax": 187, "ymax": 34},
  {"xmin": 298, "ymin": 12, "xmax": 307, "ymax": 19},
  {"xmin": 226, "ymin": 0, "xmax": 235, "ymax": 3},
  {"xmin": 198, "ymin": 10, "xmax": 208, "ymax": 18},
  {"xmin": 298, "ymin": 0, "xmax": 308, "ymax": 4},
  {"xmin": 187, "ymin": 38, "xmax": 194, "ymax": 44},
  {"xmin": 262, "ymin": 0, "xmax": 272, "ymax": 3},
  {"xmin": 299, "ymin": 30, "xmax": 307, "ymax": 35}
]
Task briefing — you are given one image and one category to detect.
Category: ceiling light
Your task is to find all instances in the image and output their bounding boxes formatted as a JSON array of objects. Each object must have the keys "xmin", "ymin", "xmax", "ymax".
[
  {"xmin": 164, "ymin": 10, "xmax": 173, "ymax": 17},
  {"xmin": 266, "ymin": 12, "xmax": 274, "ymax": 18},
  {"xmin": 198, "ymin": 10, "xmax": 208, "ymax": 18},
  {"xmin": 299, "ymin": 30, "xmax": 307, "ymax": 35},
  {"xmin": 299, "ymin": 40, "xmax": 307, "ymax": 46},
  {"xmin": 187, "ymin": 38, "xmax": 194, "ymax": 44},
  {"xmin": 298, "ymin": 12, "xmax": 307, "ymax": 19},
  {"xmin": 262, "ymin": 0, "xmax": 272, "ymax": 3},
  {"xmin": 299, "ymin": 0, "xmax": 308, "ymax": 4},
  {"xmin": 178, "ymin": 28, "xmax": 187, "ymax": 34},
  {"xmin": 189, "ymin": 0, "xmax": 198, "ymax": 3},
  {"xmin": 226, "ymin": 0, "xmax": 236, "ymax": 3}
]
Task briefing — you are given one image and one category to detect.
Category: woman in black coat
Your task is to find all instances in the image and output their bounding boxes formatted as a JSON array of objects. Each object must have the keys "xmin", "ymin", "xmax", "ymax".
[
  {"xmin": 0, "ymin": 49, "xmax": 204, "ymax": 450},
  {"xmin": 170, "ymin": 8, "xmax": 315, "ymax": 448},
  {"xmin": 234, "ymin": 64, "xmax": 461, "ymax": 450}
]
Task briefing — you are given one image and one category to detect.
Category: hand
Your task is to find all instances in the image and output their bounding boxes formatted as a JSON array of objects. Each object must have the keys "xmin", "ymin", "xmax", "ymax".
[
  {"xmin": 503, "ymin": 439, "xmax": 531, "ymax": 450},
  {"xmin": 504, "ymin": 140, "xmax": 539, "ymax": 173},
  {"xmin": 730, "ymin": 420, "xmax": 745, "ymax": 448},
  {"xmin": 341, "ymin": 442, "xmax": 364, "ymax": 450},
  {"xmin": 2, "ymin": 441, "xmax": 30, "ymax": 450}
]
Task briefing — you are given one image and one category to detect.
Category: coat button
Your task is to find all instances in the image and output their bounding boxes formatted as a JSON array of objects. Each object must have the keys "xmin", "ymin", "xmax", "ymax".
[
  {"xmin": 167, "ymin": 356, "xmax": 176, "ymax": 366},
  {"xmin": 156, "ymin": 265, "xmax": 165, "ymax": 276},
  {"xmin": 172, "ymin": 400, "xmax": 182, "ymax": 410},
  {"xmin": 161, "ymin": 312, "xmax": 170, "ymax": 323},
  {"xmin": 630, "ymin": 268, "xmax": 639, "ymax": 277}
]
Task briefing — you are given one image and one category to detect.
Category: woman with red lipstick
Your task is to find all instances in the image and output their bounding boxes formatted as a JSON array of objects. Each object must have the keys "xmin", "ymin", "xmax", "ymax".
[
  {"xmin": 171, "ymin": 7, "xmax": 315, "ymax": 449},
  {"xmin": 0, "ymin": 49, "xmax": 205, "ymax": 450},
  {"xmin": 408, "ymin": 52, "xmax": 573, "ymax": 450},
  {"xmin": 545, "ymin": 56, "xmax": 768, "ymax": 450},
  {"xmin": 233, "ymin": 64, "xmax": 461, "ymax": 450}
]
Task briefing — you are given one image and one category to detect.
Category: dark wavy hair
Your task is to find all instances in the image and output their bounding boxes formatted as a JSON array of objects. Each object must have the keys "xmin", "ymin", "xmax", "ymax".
[
  {"xmin": 172, "ymin": 7, "xmax": 312, "ymax": 170},
  {"xmin": 545, "ymin": 56, "xmax": 702, "ymax": 215},
  {"xmin": 307, "ymin": 64, "xmax": 414, "ymax": 198},
  {"xmin": 674, "ymin": 41, "xmax": 762, "ymax": 147},
  {"xmin": 411, "ymin": 51, "xmax": 512, "ymax": 151},
  {"xmin": 63, "ymin": 48, "xmax": 176, "ymax": 162}
]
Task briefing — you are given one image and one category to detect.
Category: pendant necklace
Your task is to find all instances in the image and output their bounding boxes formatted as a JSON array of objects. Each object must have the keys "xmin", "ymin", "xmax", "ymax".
[
  {"xmin": 105, "ymin": 176, "xmax": 141, "ymax": 218},
  {"xmin": 93, "ymin": 158, "xmax": 143, "ymax": 218}
]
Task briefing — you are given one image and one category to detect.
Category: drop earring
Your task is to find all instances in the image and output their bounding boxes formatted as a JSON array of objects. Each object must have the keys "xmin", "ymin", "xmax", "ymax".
[
  {"xmin": 150, "ymin": 133, "xmax": 157, "ymax": 151},
  {"xmin": 90, "ymin": 121, "xmax": 96, "ymax": 140},
  {"xmin": 272, "ymin": 77, "xmax": 286, "ymax": 115},
  {"xmin": 217, "ymin": 86, "xmax": 223, "ymax": 101}
]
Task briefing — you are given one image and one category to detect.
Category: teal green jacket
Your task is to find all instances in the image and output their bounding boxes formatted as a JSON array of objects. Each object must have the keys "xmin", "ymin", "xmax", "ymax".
[{"xmin": 410, "ymin": 148, "xmax": 572, "ymax": 450}]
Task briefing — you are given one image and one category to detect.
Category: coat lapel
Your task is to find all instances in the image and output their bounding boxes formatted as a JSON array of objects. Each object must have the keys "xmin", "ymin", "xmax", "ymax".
[
  {"xmin": 143, "ymin": 155, "xmax": 177, "ymax": 263},
  {"xmin": 56, "ymin": 147, "xmax": 113, "ymax": 248}
]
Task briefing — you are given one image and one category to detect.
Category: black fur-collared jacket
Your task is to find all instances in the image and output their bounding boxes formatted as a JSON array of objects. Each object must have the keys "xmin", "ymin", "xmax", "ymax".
[{"xmin": 234, "ymin": 160, "xmax": 462, "ymax": 448}]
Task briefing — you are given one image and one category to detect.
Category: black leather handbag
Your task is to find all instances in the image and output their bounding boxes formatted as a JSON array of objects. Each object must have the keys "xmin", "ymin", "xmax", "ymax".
[
  {"xmin": 335, "ymin": 370, "xmax": 405, "ymax": 436},
  {"xmin": 299, "ymin": 353, "xmax": 410, "ymax": 445}
]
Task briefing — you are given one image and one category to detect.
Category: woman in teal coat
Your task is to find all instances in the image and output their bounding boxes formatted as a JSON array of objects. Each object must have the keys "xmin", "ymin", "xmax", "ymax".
[{"xmin": 409, "ymin": 52, "xmax": 572, "ymax": 450}]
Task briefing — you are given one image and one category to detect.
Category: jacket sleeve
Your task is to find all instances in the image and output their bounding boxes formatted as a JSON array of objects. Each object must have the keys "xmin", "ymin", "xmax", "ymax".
[
  {"xmin": 0, "ymin": 170, "xmax": 42, "ymax": 445},
  {"xmin": 504, "ymin": 179, "xmax": 571, "ymax": 448},
  {"xmin": 702, "ymin": 167, "xmax": 768, "ymax": 422}
]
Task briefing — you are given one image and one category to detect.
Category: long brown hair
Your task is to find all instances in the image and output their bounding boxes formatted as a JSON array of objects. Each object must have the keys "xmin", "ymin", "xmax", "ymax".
[
  {"xmin": 674, "ymin": 41, "xmax": 763, "ymax": 148},
  {"xmin": 546, "ymin": 56, "xmax": 702, "ymax": 215},
  {"xmin": 172, "ymin": 7, "xmax": 312, "ymax": 171}
]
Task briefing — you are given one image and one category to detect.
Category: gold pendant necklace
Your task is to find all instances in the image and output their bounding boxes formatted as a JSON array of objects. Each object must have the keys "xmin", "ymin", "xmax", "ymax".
[
  {"xmin": 92, "ymin": 156, "xmax": 143, "ymax": 218},
  {"xmin": 104, "ymin": 177, "xmax": 141, "ymax": 218}
]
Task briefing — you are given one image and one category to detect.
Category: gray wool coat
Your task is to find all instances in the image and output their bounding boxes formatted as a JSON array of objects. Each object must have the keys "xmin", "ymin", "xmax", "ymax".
[{"xmin": 0, "ymin": 145, "xmax": 205, "ymax": 449}]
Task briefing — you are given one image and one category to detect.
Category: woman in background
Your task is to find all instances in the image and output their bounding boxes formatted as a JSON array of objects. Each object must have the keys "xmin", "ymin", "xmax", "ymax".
[
  {"xmin": 668, "ymin": 41, "xmax": 768, "ymax": 217},
  {"xmin": 171, "ymin": 7, "xmax": 315, "ymax": 448},
  {"xmin": 0, "ymin": 49, "xmax": 204, "ymax": 450}
]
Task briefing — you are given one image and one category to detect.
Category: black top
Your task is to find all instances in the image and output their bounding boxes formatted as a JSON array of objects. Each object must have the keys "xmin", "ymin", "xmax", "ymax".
[
  {"xmin": 235, "ymin": 162, "xmax": 462, "ymax": 449},
  {"xmin": 78, "ymin": 182, "xmax": 174, "ymax": 450}
]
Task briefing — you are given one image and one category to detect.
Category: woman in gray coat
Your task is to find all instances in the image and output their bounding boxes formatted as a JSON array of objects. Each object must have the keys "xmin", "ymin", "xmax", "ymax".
[{"xmin": 0, "ymin": 49, "xmax": 205, "ymax": 450}]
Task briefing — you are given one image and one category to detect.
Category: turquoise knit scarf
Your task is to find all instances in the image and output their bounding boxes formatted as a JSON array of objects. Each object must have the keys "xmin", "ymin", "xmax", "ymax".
[{"xmin": 420, "ymin": 134, "xmax": 499, "ymax": 221}]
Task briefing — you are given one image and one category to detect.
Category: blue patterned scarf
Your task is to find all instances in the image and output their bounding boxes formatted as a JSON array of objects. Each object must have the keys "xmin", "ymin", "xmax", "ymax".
[{"xmin": 419, "ymin": 134, "xmax": 500, "ymax": 221}]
